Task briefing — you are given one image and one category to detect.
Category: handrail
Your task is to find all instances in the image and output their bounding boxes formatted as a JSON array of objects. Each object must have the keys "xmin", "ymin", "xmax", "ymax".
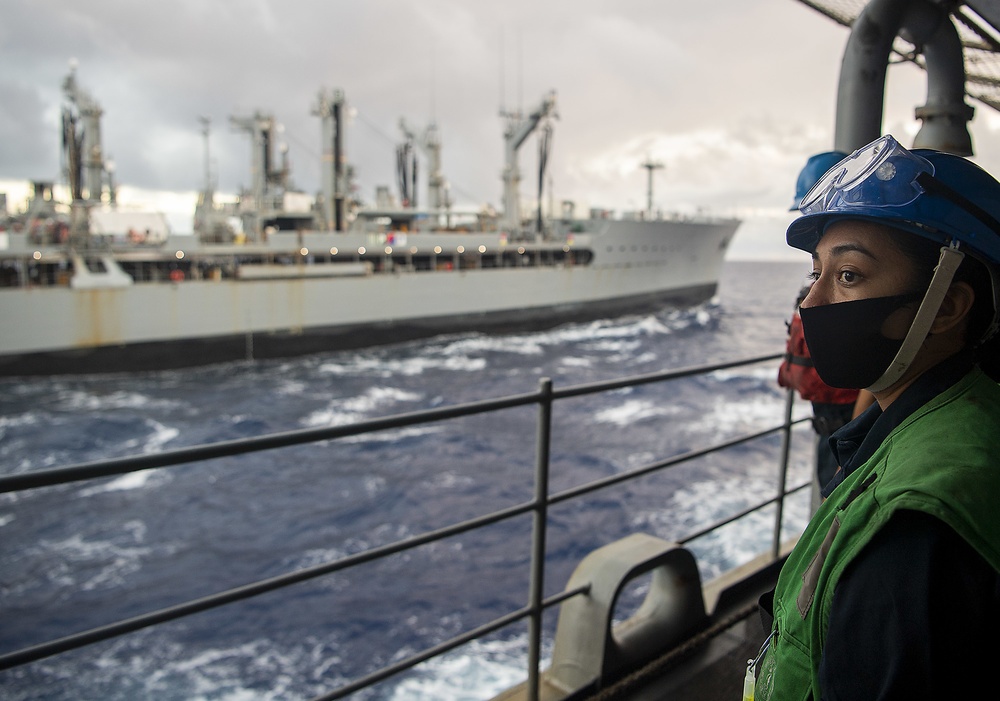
[{"xmin": 0, "ymin": 351, "xmax": 806, "ymax": 701}]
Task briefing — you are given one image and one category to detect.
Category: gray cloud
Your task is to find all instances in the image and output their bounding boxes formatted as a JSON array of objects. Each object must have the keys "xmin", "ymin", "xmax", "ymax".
[{"xmin": 3, "ymin": 0, "xmax": 997, "ymax": 258}]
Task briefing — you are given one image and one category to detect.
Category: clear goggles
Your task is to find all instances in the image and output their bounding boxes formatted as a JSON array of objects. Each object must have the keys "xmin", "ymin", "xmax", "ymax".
[{"xmin": 798, "ymin": 134, "xmax": 932, "ymax": 215}]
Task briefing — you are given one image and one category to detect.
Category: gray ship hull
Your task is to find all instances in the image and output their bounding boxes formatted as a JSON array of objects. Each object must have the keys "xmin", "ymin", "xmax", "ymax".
[{"xmin": 0, "ymin": 217, "xmax": 738, "ymax": 375}]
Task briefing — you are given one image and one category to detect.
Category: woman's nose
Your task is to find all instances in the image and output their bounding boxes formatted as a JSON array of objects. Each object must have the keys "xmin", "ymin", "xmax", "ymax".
[{"xmin": 801, "ymin": 282, "xmax": 826, "ymax": 308}]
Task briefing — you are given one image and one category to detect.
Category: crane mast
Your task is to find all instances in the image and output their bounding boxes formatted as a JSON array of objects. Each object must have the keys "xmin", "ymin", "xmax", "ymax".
[
  {"xmin": 500, "ymin": 90, "xmax": 557, "ymax": 234},
  {"xmin": 399, "ymin": 118, "xmax": 450, "ymax": 216}
]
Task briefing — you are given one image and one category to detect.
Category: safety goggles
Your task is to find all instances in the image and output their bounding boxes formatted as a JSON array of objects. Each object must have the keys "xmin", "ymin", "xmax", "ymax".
[
  {"xmin": 799, "ymin": 134, "xmax": 933, "ymax": 214},
  {"xmin": 799, "ymin": 134, "xmax": 1000, "ymax": 235}
]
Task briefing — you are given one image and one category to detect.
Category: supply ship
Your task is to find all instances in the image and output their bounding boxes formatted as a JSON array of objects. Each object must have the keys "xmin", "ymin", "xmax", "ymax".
[{"xmin": 0, "ymin": 72, "xmax": 738, "ymax": 376}]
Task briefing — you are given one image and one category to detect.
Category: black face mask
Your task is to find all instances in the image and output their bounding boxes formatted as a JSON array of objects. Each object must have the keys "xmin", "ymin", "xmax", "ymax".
[{"xmin": 799, "ymin": 292, "xmax": 924, "ymax": 389}]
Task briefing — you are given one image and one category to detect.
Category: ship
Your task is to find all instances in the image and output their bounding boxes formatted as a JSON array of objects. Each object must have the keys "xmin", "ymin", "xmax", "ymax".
[{"xmin": 0, "ymin": 72, "xmax": 739, "ymax": 377}]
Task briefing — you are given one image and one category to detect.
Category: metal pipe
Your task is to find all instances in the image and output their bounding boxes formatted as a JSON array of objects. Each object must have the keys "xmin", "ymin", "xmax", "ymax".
[
  {"xmin": 909, "ymin": 3, "xmax": 975, "ymax": 154},
  {"xmin": 834, "ymin": 0, "xmax": 908, "ymax": 152},
  {"xmin": 833, "ymin": 0, "xmax": 973, "ymax": 155}
]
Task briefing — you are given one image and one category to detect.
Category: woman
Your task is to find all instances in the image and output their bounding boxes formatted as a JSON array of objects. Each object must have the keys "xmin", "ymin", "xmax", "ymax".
[{"xmin": 752, "ymin": 135, "xmax": 1000, "ymax": 700}]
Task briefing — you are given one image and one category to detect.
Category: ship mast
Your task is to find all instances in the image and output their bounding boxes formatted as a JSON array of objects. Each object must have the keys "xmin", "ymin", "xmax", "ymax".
[
  {"xmin": 399, "ymin": 118, "xmax": 451, "ymax": 218},
  {"xmin": 312, "ymin": 88, "xmax": 347, "ymax": 232},
  {"xmin": 61, "ymin": 62, "xmax": 113, "ymax": 243},
  {"xmin": 62, "ymin": 63, "xmax": 106, "ymax": 205},
  {"xmin": 230, "ymin": 111, "xmax": 288, "ymax": 240},
  {"xmin": 192, "ymin": 116, "xmax": 217, "ymax": 239},
  {"xmin": 199, "ymin": 117, "xmax": 213, "ymax": 197},
  {"xmin": 641, "ymin": 158, "xmax": 664, "ymax": 216},
  {"xmin": 396, "ymin": 126, "xmax": 418, "ymax": 209},
  {"xmin": 500, "ymin": 90, "xmax": 557, "ymax": 234}
]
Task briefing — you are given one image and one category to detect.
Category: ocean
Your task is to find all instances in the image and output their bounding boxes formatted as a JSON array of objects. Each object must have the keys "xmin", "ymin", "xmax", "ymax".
[{"xmin": 0, "ymin": 259, "xmax": 817, "ymax": 700}]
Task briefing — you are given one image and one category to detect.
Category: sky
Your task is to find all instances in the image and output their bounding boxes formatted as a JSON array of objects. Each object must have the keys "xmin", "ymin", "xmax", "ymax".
[{"xmin": 3, "ymin": 0, "xmax": 1000, "ymax": 260}]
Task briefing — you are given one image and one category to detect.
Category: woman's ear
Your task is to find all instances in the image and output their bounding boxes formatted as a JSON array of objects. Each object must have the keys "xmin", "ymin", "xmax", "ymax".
[{"xmin": 931, "ymin": 281, "xmax": 976, "ymax": 335}]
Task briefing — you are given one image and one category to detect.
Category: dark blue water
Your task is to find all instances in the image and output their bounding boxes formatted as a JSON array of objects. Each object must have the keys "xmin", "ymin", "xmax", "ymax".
[{"xmin": 0, "ymin": 260, "xmax": 816, "ymax": 700}]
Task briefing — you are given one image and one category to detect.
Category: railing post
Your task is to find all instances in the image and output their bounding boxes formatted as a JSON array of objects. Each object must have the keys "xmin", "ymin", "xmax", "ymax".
[
  {"xmin": 527, "ymin": 378, "xmax": 553, "ymax": 701},
  {"xmin": 772, "ymin": 387, "xmax": 796, "ymax": 559}
]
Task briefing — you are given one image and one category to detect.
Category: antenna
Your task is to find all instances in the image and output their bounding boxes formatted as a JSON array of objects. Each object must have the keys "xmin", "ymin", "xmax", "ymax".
[
  {"xmin": 429, "ymin": 45, "xmax": 437, "ymax": 123},
  {"xmin": 499, "ymin": 28, "xmax": 506, "ymax": 116},
  {"xmin": 517, "ymin": 29, "xmax": 523, "ymax": 115},
  {"xmin": 641, "ymin": 157, "xmax": 664, "ymax": 214},
  {"xmin": 198, "ymin": 116, "xmax": 212, "ymax": 192}
]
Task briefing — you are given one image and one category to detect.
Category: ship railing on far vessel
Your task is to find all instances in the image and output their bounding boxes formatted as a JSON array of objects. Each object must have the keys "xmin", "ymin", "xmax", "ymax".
[
  {"xmin": 0, "ymin": 228, "xmax": 594, "ymax": 288},
  {"xmin": 0, "ymin": 352, "xmax": 811, "ymax": 701}
]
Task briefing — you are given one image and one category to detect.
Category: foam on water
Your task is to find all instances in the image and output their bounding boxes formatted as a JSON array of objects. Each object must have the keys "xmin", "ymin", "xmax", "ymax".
[
  {"xmin": 399, "ymin": 306, "xmax": 710, "ymax": 367},
  {"xmin": 77, "ymin": 469, "xmax": 164, "ymax": 497},
  {"xmin": 22, "ymin": 631, "xmax": 537, "ymax": 701},
  {"xmin": 82, "ymin": 637, "xmax": 317, "ymax": 701},
  {"xmin": 631, "ymin": 474, "xmax": 811, "ymax": 581},
  {"xmin": 56, "ymin": 388, "xmax": 184, "ymax": 412},
  {"xmin": 282, "ymin": 546, "xmax": 350, "ymax": 571},
  {"xmin": 436, "ymin": 333, "xmax": 548, "ymax": 357},
  {"xmin": 0, "ymin": 412, "xmax": 40, "ymax": 429},
  {"xmin": 559, "ymin": 355, "xmax": 592, "ymax": 369},
  {"xmin": 23, "ymin": 526, "xmax": 155, "ymax": 592},
  {"xmin": 139, "ymin": 419, "xmax": 180, "ymax": 452},
  {"xmin": 318, "ymin": 351, "xmax": 488, "ymax": 377},
  {"xmin": 593, "ymin": 398, "xmax": 674, "ymax": 427},
  {"xmin": 302, "ymin": 386, "xmax": 424, "ymax": 426},
  {"xmin": 386, "ymin": 636, "xmax": 542, "ymax": 701}
]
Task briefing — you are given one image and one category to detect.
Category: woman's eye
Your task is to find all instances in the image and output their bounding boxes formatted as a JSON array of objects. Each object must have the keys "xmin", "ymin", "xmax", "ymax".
[
  {"xmin": 837, "ymin": 270, "xmax": 857, "ymax": 284},
  {"xmin": 805, "ymin": 270, "xmax": 820, "ymax": 282}
]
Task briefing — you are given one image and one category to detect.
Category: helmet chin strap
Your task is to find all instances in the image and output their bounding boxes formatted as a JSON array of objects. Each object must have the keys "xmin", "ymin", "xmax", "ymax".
[{"xmin": 867, "ymin": 243, "xmax": 965, "ymax": 393}]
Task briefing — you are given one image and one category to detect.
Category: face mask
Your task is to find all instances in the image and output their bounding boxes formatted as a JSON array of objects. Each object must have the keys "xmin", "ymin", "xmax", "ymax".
[{"xmin": 799, "ymin": 292, "xmax": 923, "ymax": 389}]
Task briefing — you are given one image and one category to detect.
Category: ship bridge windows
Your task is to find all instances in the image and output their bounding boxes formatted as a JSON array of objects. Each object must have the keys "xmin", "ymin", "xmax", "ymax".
[{"xmin": 347, "ymin": 245, "xmax": 592, "ymax": 273}]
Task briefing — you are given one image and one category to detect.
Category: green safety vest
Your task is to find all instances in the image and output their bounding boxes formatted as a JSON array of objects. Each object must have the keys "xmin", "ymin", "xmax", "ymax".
[{"xmin": 755, "ymin": 367, "xmax": 1000, "ymax": 701}]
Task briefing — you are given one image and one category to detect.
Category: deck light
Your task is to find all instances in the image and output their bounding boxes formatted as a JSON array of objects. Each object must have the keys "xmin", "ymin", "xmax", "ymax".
[
  {"xmin": 434, "ymin": 246, "xmax": 442, "ymax": 254},
  {"xmin": 299, "ymin": 247, "xmax": 309, "ymax": 256},
  {"xmin": 384, "ymin": 246, "xmax": 393, "ymax": 255},
  {"xmin": 456, "ymin": 245, "xmax": 465, "ymax": 253},
  {"xmin": 330, "ymin": 247, "xmax": 339, "ymax": 255},
  {"xmin": 32, "ymin": 251, "xmax": 41, "ymax": 260},
  {"xmin": 478, "ymin": 245, "xmax": 487, "ymax": 253},
  {"xmin": 358, "ymin": 246, "xmax": 367, "ymax": 255},
  {"xmin": 175, "ymin": 251, "xmax": 185, "ymax": 260}
]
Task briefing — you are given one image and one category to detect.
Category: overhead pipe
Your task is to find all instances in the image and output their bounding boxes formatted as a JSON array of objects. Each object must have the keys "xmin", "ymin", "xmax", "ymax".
[
  {"xmin": 908, "ymin": 3, "xmax": 975, "ymax": 154},
  {"xmin": 833, "ymin": 0, "xmax": 974, "ymax": 155}
]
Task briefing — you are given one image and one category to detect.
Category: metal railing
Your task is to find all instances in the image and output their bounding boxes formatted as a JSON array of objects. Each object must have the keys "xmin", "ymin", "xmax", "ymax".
[{"xmin": 0, "ymin": 351, "xmax": 809, "ymax": 700}]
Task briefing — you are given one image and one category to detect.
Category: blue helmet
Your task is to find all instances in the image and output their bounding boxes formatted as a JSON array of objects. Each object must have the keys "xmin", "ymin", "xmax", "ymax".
[
  {"xmin": 790, "ymin": 151, "xmax": 848, "ymax": 211},
  {"xmin": 786, "ymin": 134, "xmax": 1000, "ymax": 266}
]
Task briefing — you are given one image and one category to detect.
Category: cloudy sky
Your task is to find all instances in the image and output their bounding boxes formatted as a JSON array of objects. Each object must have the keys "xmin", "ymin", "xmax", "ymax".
[{"xmin": 3, "ymin": 0, "xmax": 1000, "ymax": 259}]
